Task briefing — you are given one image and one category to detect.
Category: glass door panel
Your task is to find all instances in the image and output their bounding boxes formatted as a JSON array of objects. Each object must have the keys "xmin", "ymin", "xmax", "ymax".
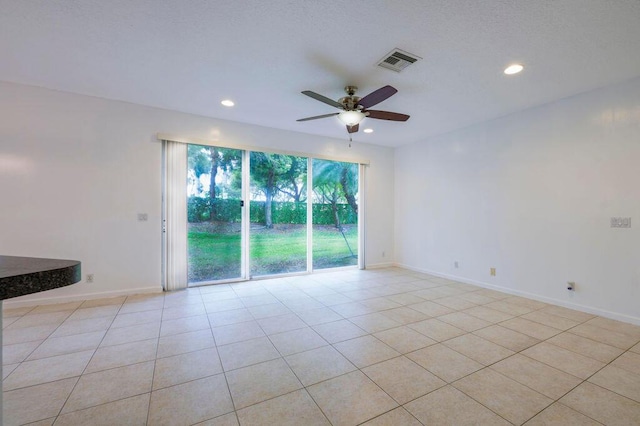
[
  {"xmin": 249, "ymin": 152, "xmax": 307, "ymax": 276},
  {"xmin": 187, "ymin": 145, "xmax": 243, "ymax": 283},
  {"xmin": 312, "ymin": 159, "xmax": 359, "ymax": 269}
]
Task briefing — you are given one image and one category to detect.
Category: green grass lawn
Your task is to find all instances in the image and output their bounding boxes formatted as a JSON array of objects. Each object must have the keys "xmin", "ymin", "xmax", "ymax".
[{"xmin": 188, "ymin": 223, "xmax": 357, "ymax": 282}]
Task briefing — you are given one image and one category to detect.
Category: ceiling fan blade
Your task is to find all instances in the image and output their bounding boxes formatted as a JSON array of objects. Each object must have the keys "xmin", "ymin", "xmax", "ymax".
[
  {"xmin": 357, "ymin": 85, "xmax": 398, "ymax": 109},
  {"xmin": 301, "ymin": 91, "xmax": 344, "ymax": 109},
  {"xmin": 296, "ymin": 112, "xmax": 340, "ymax": 122},
  {"xmin": 366, "ymin": 110, "xmax": 410, "ymax": 121},
  {"xmin": 347, "ymin": 123, "xmax": 359, "ymax": 134}
]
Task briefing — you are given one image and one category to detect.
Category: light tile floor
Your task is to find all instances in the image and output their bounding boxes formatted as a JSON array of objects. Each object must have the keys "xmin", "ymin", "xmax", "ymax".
[{"xmin": 3, "ymin": 268, "xmax": 640, "ymax": 425}]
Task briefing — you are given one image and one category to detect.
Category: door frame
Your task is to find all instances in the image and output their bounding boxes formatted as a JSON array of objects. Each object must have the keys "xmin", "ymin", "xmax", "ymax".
[{"xmin": 161, "ymin": 136, "xmax": 366, "ymax": 290}]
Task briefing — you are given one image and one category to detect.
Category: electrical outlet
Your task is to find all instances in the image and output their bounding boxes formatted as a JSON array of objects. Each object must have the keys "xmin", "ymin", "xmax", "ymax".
[
  {"xmin": 454, "ymin": 261, "xmax": 459, "ymax": 268},
  {"xmin": 610, "ymin": 217, "xmax": 631, "ymax": 228},
  {"xmin": 138, "ymin": 213, "xmax": 148, "ymax": 222},
  {"xmin": 490, "ymin": 267, "xmax": 496, "ymax": 276},
  {"xmin": 86, "ymin": 274, "xmax": 94, "ymax": 283},
  {"xmin": 382, "ymin": 251, "xmax": 385, "ymax": 258},
  {"xmin": 567, "ymin": 281, "xmax": 575, "ymax": 291}
]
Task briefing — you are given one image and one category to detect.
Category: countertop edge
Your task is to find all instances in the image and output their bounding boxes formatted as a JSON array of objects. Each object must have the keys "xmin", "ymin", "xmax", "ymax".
[{"xmin": 0, "ymin": 258, "xmax": 81, "ymax": 300}]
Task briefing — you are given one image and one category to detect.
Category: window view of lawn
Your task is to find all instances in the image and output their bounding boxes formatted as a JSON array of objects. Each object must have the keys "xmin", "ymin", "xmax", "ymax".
[
  {"xmin": 186, "ymin": 145, "xmax": 358, "ymax": 284},
  {"xmin": 312, "ymin": 158, "xmax": 358, "ymax": 270},
  {"xmin": 188, "ymin": 223, "xmax": 357, "ymax": 282}
]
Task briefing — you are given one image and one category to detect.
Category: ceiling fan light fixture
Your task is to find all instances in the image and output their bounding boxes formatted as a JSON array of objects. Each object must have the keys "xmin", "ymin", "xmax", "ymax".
[{"xmin": 338, "ymin": 110, "xmax": 365, "ymax": 126}]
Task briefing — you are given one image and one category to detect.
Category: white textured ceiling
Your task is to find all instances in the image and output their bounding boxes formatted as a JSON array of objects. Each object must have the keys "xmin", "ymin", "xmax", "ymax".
[{"xmin": 2, "ymin": 0, "xmax": 640, "ymax": 147}]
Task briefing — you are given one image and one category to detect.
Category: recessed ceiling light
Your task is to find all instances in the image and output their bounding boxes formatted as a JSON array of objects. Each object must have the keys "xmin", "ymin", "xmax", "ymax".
[
  {"xmin": 504, "ymin": 64, "xmax": 524, "ymax": 75},
  {"xmin": 221, "ymin": 99, "xmax": 235, "ymax": 107},
  {"xmin": 363, "ymin": 128, "xmax": 374, "ymax": 133}
]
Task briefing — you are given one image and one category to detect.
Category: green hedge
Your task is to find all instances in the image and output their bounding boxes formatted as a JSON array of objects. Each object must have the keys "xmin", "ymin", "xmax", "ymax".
[
  {"xmin": 188, "ymin": 197, "xmax": 356, "ymax": 225},
  {"xmin": 188, "ymin": 198, "xmax": 242, "ymax": 222}
]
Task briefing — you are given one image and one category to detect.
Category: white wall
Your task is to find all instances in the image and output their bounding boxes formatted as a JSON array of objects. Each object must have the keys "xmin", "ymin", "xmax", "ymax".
[
  {"xmin": 395, "ymin": 76, "xmax": 640, "ymax": 324},
  {"xmin": 1, "ymin": 82, "xmax": 394, "ymax": 305}
]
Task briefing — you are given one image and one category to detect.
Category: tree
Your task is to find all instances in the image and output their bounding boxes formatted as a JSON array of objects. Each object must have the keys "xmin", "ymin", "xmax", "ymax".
[
  {"xmin": 207, "ymin": 147, "xmax": 220, "ymax": 219},
  {"xmin": 313, "ymin": 160, "xmax": 358, "ymax": 227},
  {"xmin": 188, "ymin": 145, "xmax": 240, "ymax": 221},
  {"xmin": 188, "ymin": 145, "xmax": 211, "ymax": 195},
  {"xmin": 314, "ymin": 181, "xmax": 342, "ymax": 227},
  {"xmin": 250, "ymin": 153, "xmax": 306, "ymax": 228},
  {"xmin": 207, "ymin": 147, "xmax": 241, "ymax": 220},
  {"xmin": 279, "ymin": 156, "xmax": 307, "ymax": 202},
  {"xmin": 339, "ymin": 163, "xmax": 358, "ymax": 215}
]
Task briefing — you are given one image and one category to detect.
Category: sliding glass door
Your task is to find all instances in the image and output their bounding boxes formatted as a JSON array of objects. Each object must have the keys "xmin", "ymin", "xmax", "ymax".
[
  {"xmin": 249, "ymin": 152, "xmax": 307, "ymax": 276},
  {"xmin": 187, "ymin": 145, "xmax": 243, "ymax": 283},
  {"xmin": 312, "ymin": 159, "xmax": 359, "ymax": 269},
  {"xmin": 184, "ymin": 144, "xmax": 360, "ymax": 286}
]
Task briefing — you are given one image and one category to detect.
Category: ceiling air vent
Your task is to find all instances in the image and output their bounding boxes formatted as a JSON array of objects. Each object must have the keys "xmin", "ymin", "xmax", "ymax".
[{"xmin": 377, "ymin": 48, "xmax": 421, "ymax": 72}]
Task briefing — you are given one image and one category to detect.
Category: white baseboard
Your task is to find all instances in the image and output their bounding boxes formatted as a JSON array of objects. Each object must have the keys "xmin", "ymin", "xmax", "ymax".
[
  {"xmin": 366, "ymin": 262, "xmax": 395, "ymax": 269},
  {"xmin": 3, "ymin": 286, "xmax": 163, "ymax": 308},
  {"xmin": 394, "ymin": 262, "xmax": 640, "ymax": 326}
]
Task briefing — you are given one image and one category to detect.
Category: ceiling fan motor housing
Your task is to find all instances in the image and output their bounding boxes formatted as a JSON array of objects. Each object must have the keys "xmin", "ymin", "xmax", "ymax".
[
  {"xmin": 339, "ymin": 86, "xmax": 361, "ymax": 111},
  {"xmin": 339, "ymin": 96, "xmax": 361, "ymax": 111}
]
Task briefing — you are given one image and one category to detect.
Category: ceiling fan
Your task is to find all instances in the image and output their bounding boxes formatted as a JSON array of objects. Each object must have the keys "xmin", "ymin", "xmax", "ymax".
[{"xmin": 297, "ymin": 85, "xmax": 410, "ymax": 134}]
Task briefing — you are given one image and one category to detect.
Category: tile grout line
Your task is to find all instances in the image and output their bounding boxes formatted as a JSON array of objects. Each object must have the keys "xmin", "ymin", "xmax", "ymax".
[
  {"xmin": 142, "ymin": 290, "xmax": 171, "ymax": 426},
  {"xmin": 4, "ymin": 271, "xmax": 639, "ymax": 425},
  {"xmin": 51, "ymin": 297, "xmax": 128, "ymax": 423},
  {"xmin": 205, "ymin": 287, "xmax": 241, "ymax": 422}
]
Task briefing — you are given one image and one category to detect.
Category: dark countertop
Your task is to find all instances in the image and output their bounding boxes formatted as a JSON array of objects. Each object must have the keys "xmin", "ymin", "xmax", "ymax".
[{"xmin": 0, "ymin": 255, "xmax": 81, "ymax": 300}]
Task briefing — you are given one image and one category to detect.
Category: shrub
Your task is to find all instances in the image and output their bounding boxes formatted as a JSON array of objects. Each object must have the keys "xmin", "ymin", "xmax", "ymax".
[
  {"xmin": 188, "ymin": 197, "xmax": 356, "ymax": 225},
  {"xmin": 187, "ymin": 197, "xmax": 210, "ymax": 222}
]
